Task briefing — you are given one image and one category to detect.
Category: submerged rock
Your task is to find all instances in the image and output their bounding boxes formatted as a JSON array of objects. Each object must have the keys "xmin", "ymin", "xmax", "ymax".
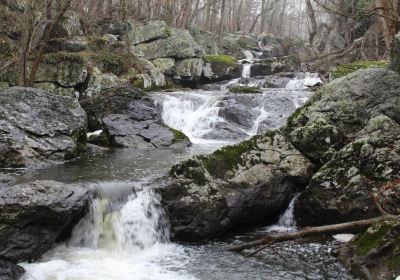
[
  {"xmin": 338, "ymin": 219, "xmax": 400, "ymax": 280},
  {"xmin": 0, "ymin": 87, "xmax": 87, "ymax": 168},
  {"xmin": 0, "ymin": 180, "xmax": 91, "ymax": 262},
  {"xmin": 160, "ymin": 131, "xmax": 313, "ymax": 241}
]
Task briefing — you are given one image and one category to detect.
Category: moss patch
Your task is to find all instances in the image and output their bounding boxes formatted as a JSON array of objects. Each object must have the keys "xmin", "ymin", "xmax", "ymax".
[
  {"xmin": 170, "ymin": 128, "xmax": 188, "ymax": 141},
  {"xmin": 197, "ymin": 135, "xmax": 262, "ymax": 178},
  {"xmin": 229, "ymin": 86, "xmax": 260, "ymax": 94},
  {"xmin": 203, "ymin": 55, "xmax": 237, "ymax": 66},
  {"xmin": 43, "ymin": 51, "xmax": 87, "ymax": 64},
  {"xmin": 331, "ymin": 60, "xmax": 388, "ymax": 79}
]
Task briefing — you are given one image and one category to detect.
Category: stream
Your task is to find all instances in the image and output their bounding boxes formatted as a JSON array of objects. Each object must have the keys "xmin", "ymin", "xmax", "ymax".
[{"xmin": 19, "ymin": 68, "xmax": 355, "ymax": 280}]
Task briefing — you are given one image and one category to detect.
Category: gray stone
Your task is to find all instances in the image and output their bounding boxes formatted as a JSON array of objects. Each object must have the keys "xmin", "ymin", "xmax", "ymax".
[
  {"xmin": 160, "ymin": 131, "xmax": 314, "ymax": 241},
  {"xmin": 188, "ymin": 25, "xmax": 220, "ymax": 55},
  {"xmin": 0, "ymin": 180, "xmax": 91, "ymax": 262},
  {"xmin": 0, "ymin": 87, "xmax": 87, "ymax": 168},
  {"xmin": 130, "ymin": 20, "xmax": 170, "ymax": 45}
]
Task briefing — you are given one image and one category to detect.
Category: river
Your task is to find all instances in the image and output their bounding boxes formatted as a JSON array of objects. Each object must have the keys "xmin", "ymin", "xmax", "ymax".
[{"xmin": 19, "ymin": 72, "xmax": 355, "ymax": 280}]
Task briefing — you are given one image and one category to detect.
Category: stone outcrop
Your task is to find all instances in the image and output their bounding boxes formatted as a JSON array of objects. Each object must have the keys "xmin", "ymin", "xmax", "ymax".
[
  {"xmin": 390, "ymin": 31, "xmax": 400, "ymax": 74},
  {"xmin": 0, "ymin": 87, "xmax": 87, "ymax": 168},
  {"xmin": 160, "ymin": 131, "xmax": 314, "ymax": 241},
  {"xmin": 284, "ymin": 68, "xmax": 400, "ymax": 165},
  {"xmin": 0, "ymin": 260, "xmax": 25, "ymax": 280},
  {"xmin": 0, "ymin": 180, "xmax": 91, "ymax": 262},
  {"xmin": 251, "ymin": 56, "xmax": 301, "ymax": 77}
]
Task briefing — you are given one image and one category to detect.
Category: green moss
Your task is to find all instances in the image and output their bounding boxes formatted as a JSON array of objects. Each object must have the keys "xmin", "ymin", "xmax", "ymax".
[
  {"xmin": 170, "ymin": 128, "xmax": 188, "ymax": 141},
  {"xmin": 229, "ymin": 86, "xmax": 260, "ymax": 94},
  {"xmin": 87, "ymin": 36, "xmax": 108, "ymax": 51},
  {"xmin": 331, "ymin": 60, "xmax": 388, "ymax": 79},
  {"xmin": 197, "ymin": 135, "xmax": 263, "ymax": 177},
  {"xmin": 353, "ymin": 219, "xmax": 400, "ymax": 256},
  {"xmin": 203, "ymin": 55, "xmax": 237, "ymax": 66},
  {"xmin": 165, "ymin": 26, "xmax": 172, "ymax": 37},
  {"xmin": 92, "ymin": 51, "xmax": 125, "ymax": 74}
]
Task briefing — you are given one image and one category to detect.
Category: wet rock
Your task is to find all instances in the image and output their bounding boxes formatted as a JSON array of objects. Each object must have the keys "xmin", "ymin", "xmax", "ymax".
[
  {"xmin": 202, "ymin": 55, "xmax": 242, "ymax": 82},
  {"xmin": 219, "ymin": 33, "xmax": 258, "ymax": 58},
  {"xmin": 0, "ymin": 87, "xmax": 87, "ymax": 168},
  {"xmin": 295, "ymin": 115, "xmax": 400, "ymax": 226},
  {"xmin": 160, "ymin": 131, "xmax": 314, "ymax": 241},
  {"xmin": 0, "ymin": 180, "xmax": 91, "ymax": 262},
  {"xmin": 134, "ymin": 28, "xmax": 203, "ymax": 60},
  {"xmin": 80, "ymin": 85, "xmax": 190, "ymax": 148},
  {"xmin": 338, "ymin": 219, "xmax": 400, "ymax": 280},
  {"xmin": 83, "ymin": 67, "xmax": 125, "ymax": 98},
  {"xmin": 284, "ymin": 68, "xmax": 400, "ymax": 165},
  {"xmin": 0, "ymin": 260, "xmax": 25, "ymax": 280},
  {"xmin": 151, "ymin": 58, "xmax": 176, "ymax": 76},
  {"xmin": 251, "ymin": 56, "xmax": 301, "ymax": 77}
]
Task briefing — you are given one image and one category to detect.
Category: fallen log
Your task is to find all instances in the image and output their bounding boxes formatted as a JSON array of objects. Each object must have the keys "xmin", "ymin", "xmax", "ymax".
[{"xmin": 228, "ymin": 214, "xmax": 399, "ymax": 253}]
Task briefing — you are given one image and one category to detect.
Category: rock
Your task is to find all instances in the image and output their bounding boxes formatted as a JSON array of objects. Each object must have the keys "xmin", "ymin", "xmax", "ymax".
[
  {"xmin": 50, "ymin": 11, "xmax": 84, "ymax": 39},
  {"xmin": 93, "ymin": 18, "xmax": 133, "ymax": 37},
  {"xmin": 130, "ymin": 20, "xmax": 170, "ymax": 45},
  {"xmin": 133, "ymin": 58, "xmax": 167, "ymax": 89},
  {"xmin": 83, "ymin": 67, "xmax": 125, "ymax": 98},
  {"xmin": 220, "ymin": 33, "xmax": 258, "ymax": 58},
  {"xmin": 36, "ymin": 53, "xmax": 88, "ymax": 88},
  {"xmin": 0, "ymin": 0, "xmax": 24, "ymax": 12},
  {"xmin": 251, "ymin": 56, "xmax": 301, "ymax": 77},
  {"xmin": 338, "ymin": 219, "xmax": 400, "ymax": 280},
  {"xmin": 46, "ymin": 36, "xmax": 90, "ymax": 53},
  {"xmin": 390, "ymin": 32, "xmax": 400, "ymax": 74},
  {"xmin": 174, "ymin": 58, "xmax": 204, "ymax": 84},
  {"xmin": 80, "ymin": 84, "xmax": 190, "ymax": 148},
  {"xmin": 151, "ymin": 58, "xmax": 176, "ymax": 76},
  {"xmin": 0, "ymin": 173, "xmax": 17, "ymax": 187},
  {"xmin": 284, "ymin": 68, "xmax": 400, "ymax": 165},
  {"xmin": 312, "ymin": 24, "xmax": 346, "ymax": 55},
  {"xmin": 202, "ymin": 54, "xmax": 242, "ymax": 82},
  {"xmin": 263, "ymin": 73, "xmax": 294, "ymax": 88},
  {"xmin": 260, "ymin": 34, "xmax": 285, "ymax": 58},
  {"xmin": 295, "ymin": 115, "xmax": 400, "ymax": 226},
  {"xmin": 0, "ymin": 260, "xmax": 25, "ymax": 280},
  {"xmin": 0, "ymin": 181, "xmax": 90, "ymax": 263},
  {"xmin": 0, "ymin": 87, "xmax": 87, "ymax": 168},
  {"xmin": 188, "ymin": 25, "xmax": 220, "ymax": 55},
  {"xmin": 134, "ymin": 28, "xmax": 203, "ymax": 60},
  {"xmin": 160, "ymin": 131, "xmax": 314, "ymax": 241},
  {"xmin": 35, "ymin": 82, "xmax": 77, "ymax": 98}
]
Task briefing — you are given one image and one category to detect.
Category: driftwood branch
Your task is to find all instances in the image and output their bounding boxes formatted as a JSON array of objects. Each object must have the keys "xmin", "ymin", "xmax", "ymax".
[{"xmin": 228, "ymin": 215, "xmax": 399, "ymax": 253}]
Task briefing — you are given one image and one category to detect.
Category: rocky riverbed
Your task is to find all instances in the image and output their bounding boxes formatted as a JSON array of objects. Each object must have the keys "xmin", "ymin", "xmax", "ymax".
[{"xmin": 1, "ymin": 8, "xmax": 400, "ymax": 279}]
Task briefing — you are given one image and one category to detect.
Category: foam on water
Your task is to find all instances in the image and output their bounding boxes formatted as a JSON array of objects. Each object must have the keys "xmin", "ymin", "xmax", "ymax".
[
  {"xmin": 286, "ymin": 73, "xmax": 322, "ymax": 90},
  {"xmin": 21, "ymin": 181, "xmax": 197, "ymax": 280}
]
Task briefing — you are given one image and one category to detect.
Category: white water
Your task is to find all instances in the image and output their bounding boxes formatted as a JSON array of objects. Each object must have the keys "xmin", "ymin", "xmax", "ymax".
[
  {"xmin": 262, "ymin": 194, "xmax": 300, "ymax": 233},
  {"xmin": 286, "ymin": 73, "xmax": 322, "ymax": 89},
  {"xmin": 22, "ymin": 181, "xmax": 196, "ymax": 280},
  {"xmin": 241, "ymin": 50, "xmax": 254, "ymax": 79}
]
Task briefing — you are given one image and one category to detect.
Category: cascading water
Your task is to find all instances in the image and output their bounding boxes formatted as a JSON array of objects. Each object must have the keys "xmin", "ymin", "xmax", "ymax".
[
  {"xmin": 22, "ymin": 181, "xmax": 195, "ymax": 280},
  {"xmin": 241, "ymin": 50, "xmax": 254, "ymax": 79}
]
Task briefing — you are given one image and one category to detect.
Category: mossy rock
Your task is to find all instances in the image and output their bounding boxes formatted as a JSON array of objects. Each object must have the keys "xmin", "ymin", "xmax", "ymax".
[
  {"xmin": 170, "ymin": 128, "xmax": 189, "ymax": 141},
  {"xmin": 203, "ymin": 54, "xmax": 237, "ymax": 66},
  {"xmin": 331, "ymin": 60, "xmax": 388, "ymax": 79},
  {"xmin": 229, "ymin": 86, "xmax": 260, "ymax": 94}
]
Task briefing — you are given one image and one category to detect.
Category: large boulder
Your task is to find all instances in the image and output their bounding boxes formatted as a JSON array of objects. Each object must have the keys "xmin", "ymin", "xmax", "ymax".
[
  {"xmin": 174, "ymin": 58, "xmax": 204, "ymax": 84},
  {"xmin": 188, "ymin": 25, "xmax": 220, "ymax": 55},
  {"xmin": 390, "ymin": 31, "xmax": 400, "ymax": 73},
  {"xmin": 295, "ymin": 115, "xmax": 400, "ymax": 226},
  {"xmin": 338, "ymin": 219, "xmax": 400, "ymax": 280},
  {"xmin": 50, "ymin": 11, "xmax": 85, "ymax": 39},
  {"xmin": 202, "ymin": 54, "xmax": 242, "ymax": 82},
  {"xmin": 312, "ymin": 24, "xmax": 346, "ymax": 55},
  {"xmin": 160, "ymin": 131, "xmax": 314, "ymax": 241},
  {"xmin": 80, "ymin": 85, "xmax": 190, "ymax": 149},
  {"xmin": 0, "ymin": 180, "xmax": 91, "ymax": 262},
  {"xmin": 251, "ymin": 55, "xmax": 301, "ymax": 77},
  {"xmin": 284, "ymin": 68, "xmax": 400, "ymax": 166},
  {"xmin": 130, "ymin": 20, "xmax": 170, "ymax": 45},
  {"xmin": 134, "ymin": 28, "xmax": 204, "ymax": 60},
  {"xmin": 0, "ymin": 87, "xmax": 87, "ymax": 168}
]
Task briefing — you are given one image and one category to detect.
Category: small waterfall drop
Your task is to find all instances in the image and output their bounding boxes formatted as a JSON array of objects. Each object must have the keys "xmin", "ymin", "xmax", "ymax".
[
  {"xmin": 286, "ymin": 73, "xmax": 322, "ymax": 90},
  {"xmin": 241, "ymin": 50, "xmax": 254, "ymax": 79}
]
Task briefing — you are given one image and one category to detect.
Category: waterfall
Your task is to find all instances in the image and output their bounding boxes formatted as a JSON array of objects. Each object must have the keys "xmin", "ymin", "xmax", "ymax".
[
  {"xmin": 286, "ymin": 73, "xmax": 322, "ymax": 90},
  {"xmin": 69, "ymin": 182, "xmax": 169, "ymax": 252},
  {"xmin": 241, "ymin": 50, "xmax": 254, "ymax": 79}
]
